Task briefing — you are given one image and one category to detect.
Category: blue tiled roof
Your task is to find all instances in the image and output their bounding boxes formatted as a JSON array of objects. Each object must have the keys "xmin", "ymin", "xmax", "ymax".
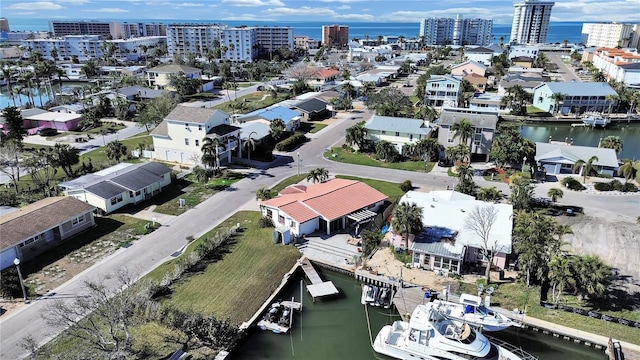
[
  {"xmin": 240, "ymin": 106, "xmax": 302, "ymax": 124},
  {"xmin": 540, "ymin": 82, "xmax": 617, "ymax": 96}
]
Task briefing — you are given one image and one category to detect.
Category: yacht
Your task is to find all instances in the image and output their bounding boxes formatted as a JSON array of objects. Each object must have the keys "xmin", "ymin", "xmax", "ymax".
[
  {"xmin": 373, "ymin": 303, "xmax": 534, "ymax": 360},
  {"xmin": 361, "ymin": 284, "xmax": 378, "ymax": 305},
  {"xmin": 432, "ymin": 293, "xmax": 519, "ymax": 332}
]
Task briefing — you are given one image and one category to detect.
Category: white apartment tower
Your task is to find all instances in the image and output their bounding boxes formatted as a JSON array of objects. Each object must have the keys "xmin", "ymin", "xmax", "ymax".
[
  {"xmin": 581, "ymin": 23, "xmax": 637, "ymax": 48},
  {"xmin": 510, "ymin": 0, "xmax": 554, "ymax": 44},
  {"xmin": 420, "ymin": 16, "xmax": 492, "ymax": 46}
]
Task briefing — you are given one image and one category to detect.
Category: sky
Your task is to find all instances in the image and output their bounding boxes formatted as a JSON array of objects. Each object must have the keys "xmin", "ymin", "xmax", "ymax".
[{"xmin": 1, "ymin": 0, "xmax": 640, "ymax": 24}]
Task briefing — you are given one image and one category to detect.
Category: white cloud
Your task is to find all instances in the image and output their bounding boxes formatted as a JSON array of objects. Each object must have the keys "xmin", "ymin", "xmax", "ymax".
[
  {"xmin": 81, "ymin": 7, "xmax": 129, "ymax": 12},
  {"xmin": 54, "ymin": 0, "xmax": 89, "ymax": 4},
  {"xmin": 5, "ymin": 2, "xmax": 64, "ymax": 10},
  {"xmin": 336, "ymin": 5, "xmax": 351, "ymax": 10},
  {"xmin": 221, "ymin": 0, "xmax": 285, "ymax": 6},
  {"xmin": 334, "ymin": 13, "xmax": 376, "ymax": 21},
  {"xmin": 173, "ymin": 2, "xmax": 205, "ymax": 6},
  {"xmin": 316, "ymin": 0, "xmax": 369, "ymax": 2},
  {"xmin": 264, "ymin": 6, "xmax": 338, "ymax": 17},
  {"xmin": 15, "ymin": 11, "xmax": 36, "ymax": 15}
]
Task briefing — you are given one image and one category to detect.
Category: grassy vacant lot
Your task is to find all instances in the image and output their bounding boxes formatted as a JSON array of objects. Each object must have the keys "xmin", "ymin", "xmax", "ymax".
[
  {"xmin": 335, "ymin": 175, "xmax": 405, "ymax": 202},
  {"xmin": 458, "ymin": 281, "xmax": 640, "ymax": 344},
  {"xmin": 147, "ymin": 211, "xmax": 301, "ymax": 324},
  {"xmin": 80, "ymin": 134, "xmax": 152, "ymax": 168},
  {"xmin": 151, "ymin": 171, "xmax": 245, "ymax": 215},
  {"xmin": 298, "ymin": 121, "xmax": 328, "ymax": 134},
  {"xmin": 325, "ymin": 147, "xmax": 435, "ymax": 173},
  {"xmin": 213, "ymin": 91, "xmax": 290, "ymax": 114}
]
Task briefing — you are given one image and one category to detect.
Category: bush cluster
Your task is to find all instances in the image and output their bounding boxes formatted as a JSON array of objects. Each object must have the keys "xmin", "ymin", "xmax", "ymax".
[
  {"xmin": 258, "ymin": 216, "xmax": 274, "ymax": 228},
  {"xmin": 561, "ymin": 177, "xmax": 586, "ymax": 191},
  {"xmin": 275, "ymin": 133, "xmax": 307, "ymax": 151},
  {"xmin": 594, "ymin": 180, "xmax": 638, "ymax": 192},
  {"xmin": 400, "ymin": 180, "xmax": 413, "ymax": 192}
]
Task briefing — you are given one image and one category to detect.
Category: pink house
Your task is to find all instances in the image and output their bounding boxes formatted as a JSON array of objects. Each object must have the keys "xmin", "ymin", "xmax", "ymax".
[
  {"xmin": 24, "ymin": 111, "xmax": 82, "ymax": 133},
  {"xmin": 0, "ymin": 108, "xmax": 49, "ymax": 133}
]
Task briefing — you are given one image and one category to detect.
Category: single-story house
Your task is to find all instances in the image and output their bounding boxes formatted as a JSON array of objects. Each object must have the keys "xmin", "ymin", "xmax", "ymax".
[
  {"xmin": 290, "ymin": 98, "xmax": 328, "ymax": 121},
  {"xmin": 0, "ymin": 108, "xmax": 48, "ymax": 132},
  {"xmin": 464, "ymin": 46, "xmax": 496, "ymax": 66},
  {"xmin": 451, "ymin": 60, "xmax": 487, "ymax": 77},
  {"xmin": 116, "ymin": 85, "xmax": 169, "ymax": 101},
  {"xmin": 0, "ymin": 197, "xmax": 96, "ymax": 270},
  {"xmin": 534, "ymin": 142, "xmax": 619, "ymax": 176},
  {"xmin": 59, "ymin": 162, "xmax": 172, "ymax": 214},
  {"xmin": 389, "ymin": 190, "xmax": 514, "ymax": 275},
  {"xmin": 510, "ymin": 56, "xmax": 534, "ymax": 68},
  {"xmin": 24, "ymin": 111, "xmax": 82, "ymax": 133},
  {"xmin": 363, "ymin": 115, "xmax": 435, "ymax": 154},
  {"xmin": 436, "ymin": 107, "xmax": 499, "ymax": 160},
  {"xmin": 532, "ymin": 82, "xmax": 618, "ymax": 114},
  {"xmin": 260, "ymin": 179, "xmax": 388, "ymax": 242},
  {"xmin": 469, "ymin": 93, "xmax": 506, "ymax": 113},
  {"xmin": 463, "ymin": 73, "xmax": 487, "ymax": 93},
  {"xmin": 498, "ymin": 74, "xmax": 544, "ymax": 95},
  {"xmin": 238, "ymin": 106, "xmax": 302, "ymax": 132},
  {"xmin": 49, "ymin": 103, "xmax": 93, "ymax": 115}
]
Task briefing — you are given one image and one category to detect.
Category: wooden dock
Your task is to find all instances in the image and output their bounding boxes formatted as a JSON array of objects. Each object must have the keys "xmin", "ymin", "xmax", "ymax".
[
  {"xmin": 392, "ymin": 285, "xmax": 440, "ymax": 320},
  {"xmin": 300, "ymin": 257, "xmax": 339, "ymax": 301}
]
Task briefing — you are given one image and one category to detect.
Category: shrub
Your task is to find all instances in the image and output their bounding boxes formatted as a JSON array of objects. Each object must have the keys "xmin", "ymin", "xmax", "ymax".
[
  {"xmin": 400, "ymin": 180, "xmax": 413, "ymax": 192},
  {"xmin": 275, "ymin": 133, "xmax": 307, "ymax": 151},
  {"xmin": 610, "ymin": 179, "xmax": 624, "ymax": 191},
  {"xmin": 258, "ymin": 216, "xmax": 274, "ymax": 228},
  {"xmin": 561, "ymin": 177, "xmax": 585, "ymax": 191},
  {"xmin": 621, "ymin": 182, "xmax": 638, "ymax": 192},
  {"xmin": 594, "ymin": 182, "xmax": 613, "ymax": 191}
]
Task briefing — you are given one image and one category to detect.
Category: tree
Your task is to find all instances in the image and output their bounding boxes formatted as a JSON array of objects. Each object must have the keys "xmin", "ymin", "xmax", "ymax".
[
  {"xmin": 0, "ymin": 139, "xmax": 23, "ymax": 193},
  {"xmin": 243, "ymin": 131, "xmax": 257, "ymax": 161},
  {"xmin": 391, "ymin": 202, "xmax": 424, "ymax": 249},
  {"xmin": 489, "ymin": 124, "xmax": 535, "ymax": 168},
  {"xmin": 23, "ymin": 149, "xmax": 57, "ymax": 197},
  {"xmin": 465, "ymin": 205, "xmax": 499, "ymax": 283},
  {"xmin": 105, "ymin": 140, "xmax": 128, "ymax": 163},
  {"xmin": 255, "ymin": 186, "xmax": 273, "ymax": 201},
  {"xmin": 547, "ymin": 188, "xmax": 564, "ymax": 203},
  {"xmin": 411, "ymin": 138, "xmax": 442, "ymax": 162},
  {"xmin": 551, "ymin": 92, "xmax": 565, "ymax": 115},
  {"xmin": 269, "ymin": 118, "xmax": 287, "ymax": 142},
  {"xmin": 592, "ymin": 71, "xmax": 606, "ymax": 82},
  {"xmin": 509, "ymin": 173, "xmax": 534, "ymax": 211},
  {"xmin": 192, "ymin": 166, "xmax": 211, "ymax": 184},
  {"xmin": 81, "ymin": 59, "xmax": 99, "ymax": 78},
  {"xmin": 201, "ymin": 137, "xmax": 221, "ymax": 174},
  {"xmin": 365, "ymin": 87, "xmax": 414, "ymax": 117},
  {"xmin": 451, "ymin": 119, "xmax": 474, "ymax": 152},
  {"xmin": 375, "ymin": 140, "xmax": 400, "ymax": 162},
  {"xmin": 306, "ymin": 167, "xmax": 329, "ymax": 183},
  {"xmin": 573, "ymin": 155, "xmax": 599, "ymax": 184},
  {"xmin": 284, "ymin": 63, "xmax": 319, "ymax": 84},
  {"xmin": 570, "ymin": 255, "xmax": 610, "ymax": 301},
  {"xmin": 446, "ymin": 143, "xmax": 471, "ymax": 164},
  {"xmin": 599, "ymin": 135, "xmax": 623, "ymax": 154},
  {"xmin": 617, "ymin": 159, "xmax": 637, "ymax": 182},
  {"xmin": 548, "ymin": 255, "xmax": 575, "ymax": 304},
  {"xmin": 345, "ymin": 121, "xmax": 368, "ymax": 150},
  {"xmin": 477, "ymin": 187, "xmax": 502, "ymax": 202},
  {"xmin": 2, "ymin": 106, "xmax": 26, "ymax": 144},
  {"xmin": 455, "ymin": 164, "xmax": 476, "ymax": 195},
  {"xmin": 501, "ymin": 85, "xmax": 532, "ymax": 116},
  {"xmin": 50, "ymin": 143, "xmax": 80, "ymax": 178}
]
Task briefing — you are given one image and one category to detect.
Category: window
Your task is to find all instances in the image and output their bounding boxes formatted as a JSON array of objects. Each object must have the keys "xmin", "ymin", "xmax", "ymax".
[
  {"xmin": 135, "ymin": 190, "xmax": 141, "ymax": 196},
  {"xmin": 278, "ymin": 215, "xmax": 285, "ymax": 224},
  {"xmin": 198, "ymin": 125, "xmax": 202, "ymax": 131},
  {"xmin": 475, "ymin": 128, "xmax": 482, "ymax": 134},
  {"xmin": 185, "ymin": 123, "xmax": 189, "ymax": 129},
  {"xmin": 381, "ymin": 130, "xmax": 386, "ymax": 135},
  {"xmin": 409, "ymin": 134, "xmax": 413, "ymax": 141},
  {"xmin": 266, "ymin": 209, "xmax": 273, "ymax": 218},
  {"xmin": 72, "ymin": 216, "xmax": 85, "ymax": 226},
  {"xmin": 195, "ymin": 139, "xmax": 200, "ymax": 147},
  {"xmin": 447, "ymin": 138, "xmax": 454, "ymax": 143},
  {"xmin": 395, "ymin": 132, "xmax": 400, "ymax": 137},
  {"xmin": 185, "ymin": 138, "xmax": 190, "ymax": 146}
]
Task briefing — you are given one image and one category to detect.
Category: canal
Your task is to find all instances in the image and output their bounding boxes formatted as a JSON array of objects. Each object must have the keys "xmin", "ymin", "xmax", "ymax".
[
  {"xmin": 521, "ymin": 123, "xmax": 640, "ymax": 160},
  {"xmin": 231, "ymin": 269, "xmax": 607, "ymax": 360}
]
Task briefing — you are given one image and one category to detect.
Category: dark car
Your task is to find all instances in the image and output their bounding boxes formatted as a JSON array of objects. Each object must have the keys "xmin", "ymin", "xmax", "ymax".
[
  {"xmin": 37, "ymin": 128, "xmax": 58, "ymax": 136},
  {"xmin": 437, "ymin": 158, "xmax": 453, "ymax": 167}
]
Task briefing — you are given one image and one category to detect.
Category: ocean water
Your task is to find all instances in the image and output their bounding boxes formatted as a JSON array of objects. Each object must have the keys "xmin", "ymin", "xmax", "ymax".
[{"xmin": 7, "ymin": 19, "xmax": 584, "ymax": 44}]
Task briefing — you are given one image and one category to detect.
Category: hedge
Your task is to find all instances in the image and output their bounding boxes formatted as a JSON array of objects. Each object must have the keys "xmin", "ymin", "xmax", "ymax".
[
  {"xmin": 275, "ymin": 133, "xmax": 307, "ymax": 151},
  {"xmin": 594, "ymin": 180, "xmax": 638, "ymax": 192},
  {"xmin": 561, "ymin": 177, "xmax": 586, "ymax": 191}
]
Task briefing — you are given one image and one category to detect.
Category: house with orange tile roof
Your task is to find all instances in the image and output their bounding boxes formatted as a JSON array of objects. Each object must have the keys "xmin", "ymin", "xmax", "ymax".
[
  {"xmin": 591, "ymin": 47, "xmax": 640, "ymax": 86},
  {"xmin": 260, "ymin": 179, "xmax": 388, "ymax": 241},
  {"xmin": 307, "ymin": 68, "xmax": 340, "ymax": 90}
]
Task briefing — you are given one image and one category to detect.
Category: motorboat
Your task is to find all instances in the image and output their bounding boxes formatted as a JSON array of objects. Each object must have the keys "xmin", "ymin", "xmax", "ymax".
[
  {"xmin": 376, "ymin": 286, "xmax": 394, "ymax": 309},
  {"xmin": 361, "ymin": 284, "xmax": 378, "ymax": 305},
  {"xmin": 432, "ymin": 293, "xmax": 518, "ymax": 332},
  {"xmin": 373, "ymin": 302, "xmax": 535, "ymax": 360},
  {"xmin": 278, "ymin": 305, "xmax": 292, "ymax": 327},
  {"xmin": 263, "ymin": 303, "xmax": 281, "ymax": 323},
  {"xmin": 582, "ymin": 112, "xmax": 610, "ymax": 127}
]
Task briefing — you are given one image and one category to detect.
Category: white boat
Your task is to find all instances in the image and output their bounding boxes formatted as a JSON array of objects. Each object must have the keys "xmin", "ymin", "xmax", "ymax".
[
  {"xmin": 376, "ymin": 286, "xmax": 394, "ymax": 309},
  {"xmin": 373, "ymin": 302, "xmax": 534, "ymax": 360},
  {"xmin": 582, "ymin": 113, "xmax": 610, "ymax": 127},
  {"xmin": 432, "ymin": 293, "xmax": 518, "ymax": 332},
  {"xmin": 361, "ymin": 284, "xmax": 378, "ymax": 305}
]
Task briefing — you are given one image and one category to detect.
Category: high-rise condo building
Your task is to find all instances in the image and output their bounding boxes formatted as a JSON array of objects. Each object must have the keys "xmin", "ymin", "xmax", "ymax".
[
  {"xmin": 0, "ymin": 18, "xmax": 10, "ymax": 32},
  {"xmin": 510, "ymin": 0, "xmax": 554, "ymax": 44},
  {"xmin": 581, "ymin": 22, "xmax": 639, "ymax": 49},
  {"xmin": 50, "ymin": 20, "xmax": 120, "ymax": 38},
  {"xmin": 321, "ymin": 25, "xmax": 349, "ymax": 47},
  {"xmin": 120, "ymin": 22, "xmax": 167, "ymax": 38},
  {"xmin": 419, "ymin": 16, "xmax": 492, "ymax": 46}
]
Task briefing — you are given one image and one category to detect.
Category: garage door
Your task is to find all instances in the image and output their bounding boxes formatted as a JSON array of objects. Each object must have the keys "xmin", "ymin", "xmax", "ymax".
[{"xmin": 0, "ymin": 247, "xmax": 18, "ymax": 271}]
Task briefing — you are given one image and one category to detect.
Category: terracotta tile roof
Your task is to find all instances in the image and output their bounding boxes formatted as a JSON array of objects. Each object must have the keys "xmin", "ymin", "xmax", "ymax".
[
  {"xmin": 280, "ymin": 185, "xmax": 307, "ymax": 195},
  {"xmin": 280, "ymin": 202, "xmax": 318, "ymax": 223},
  {"xmin": 317, "ymin": 68, "xmax": 339, "ymax": 79},
  {"xmin": 0, "ymin": 197, "xmax": 96, "ymax": 250},
  {"xmin": 261, "ymin": 179, "xmax": 388, "ymax": 222}
]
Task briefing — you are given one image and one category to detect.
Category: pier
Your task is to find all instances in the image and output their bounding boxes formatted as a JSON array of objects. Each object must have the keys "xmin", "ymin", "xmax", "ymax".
[{"xmin": 300, "ymin": 256, "xmax": 339, "ymax": 301}]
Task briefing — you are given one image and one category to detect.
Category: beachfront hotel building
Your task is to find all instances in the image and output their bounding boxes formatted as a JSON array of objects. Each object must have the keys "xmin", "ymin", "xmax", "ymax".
[
  {"xmin": 419, "ymin": 16, "xmax": 492, "ymax": 46},
  {"xmin": 321, "ymin": 24, "xmax": 349, "ymax": 48},
  {"xmin": 49, "ymin": 20, "xmax": 167, "ymax": 39},
  {"xmin": 581, "ymin": 23, "xmax": 640, "ymax": 49},
  {"xmin": 510, "ymin": 0, "xmax": 554, "ymax": 44},
  {"xmin": 0, "ymin": 17, "xmax": 10, "ymax": 32},
  {"xmin": 166, "ymin": 24, "xmax": 293, "ymax": 62}
]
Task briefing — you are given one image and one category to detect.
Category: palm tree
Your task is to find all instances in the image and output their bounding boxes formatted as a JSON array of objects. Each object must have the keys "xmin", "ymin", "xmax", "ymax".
[
  {"xmin": 571, "ymin": 255, "xmax": 609, "ymax": 300},
  {"xmin": 599, "ymin": 135, "xmax": 623, "ymax": 154},
  {"xmin": 255, "ymin": 186, "xmax": 273, "ymax": 201},
  {"xmin": 192, "ymin": 166, "xmax": 210, "ymax": 184},
  {"xmin": 269, "ymin": 118, "xmax": 286, "ymax": 141},
  {"xmin": 551, "ymin": 92, "xmax": 565, "ymax": 115},
  {"xmin": 244, "ymin": 131, "xmax": 257, "ymax": 161},
  {"xmin": 201, "ymin": 137, "xmax": 221, "ymax": 174},
  {"xmin": 617, "ymin": 159, "xmax": 637, "ymax": 182},
  {"xmin": 391, "ymin": 202, "xmax": 424, "ymax": 249},
  {"xmin": 477, "ymin": 187, "xmax": 503, "ymax": 202},
  {"xmin": 549, "ymin": 256, "xmax": 576, "ymax": 304},
  {"xmin": 451, "ymin": 119, "xmax": 474, "ymax": 152},
  {"xmin": 306, "ymin": 167, "xmax": 329, "ymax": 184},
  {"xmin": 105, "ymin": 140, "xmax": 128, "ymax": 163},
  {"xmin": 345, "ymin": 122, "xmax": 367, "ymax": 149},
  {"xmin": 573, "ymin": 155, "xmax": 599, "ymax": 184},
  {"xmin": 547, "ymin": 188, "xmax": 564, "ymax": 203},
  {"xmin": 605, "ymin": 94, "xmax": 618, "ymax": 115},
  {"xmin": 456, "ymin": 163, "xmax": 474, "ymax": 184}
]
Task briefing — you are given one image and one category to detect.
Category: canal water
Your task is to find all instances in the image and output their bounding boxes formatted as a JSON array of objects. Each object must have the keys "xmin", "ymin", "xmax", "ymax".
[
  {"xmin": 231, "ymin": 269, "xmax": 607, "ymax": 360},
  {"xmin": 521, "ymin": 123, "xmax": 640, "ymax": 161}
]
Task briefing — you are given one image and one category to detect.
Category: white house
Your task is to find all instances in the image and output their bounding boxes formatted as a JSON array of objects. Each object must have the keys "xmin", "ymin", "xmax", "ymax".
[
  {"xmin": 389, "ymin": 190, "xmax": 514, "ymax": 275},
  {"xmin": 151, "ymin": 105, "xmax": 240, "ymax": 165},
  {"xmin": 534, "ymin": 142, "xmax": 619, "ymax": 176},
  {"xmin": 363, "ymin": 115, "xmax": 435, "ymax": 154},
  {"xmin": 59, "ymin": 162, "xmax": 172, "ymax": 214},
  {"xmin": 146, "ymin": 64, "xmax": 202, "ymax": 90}
]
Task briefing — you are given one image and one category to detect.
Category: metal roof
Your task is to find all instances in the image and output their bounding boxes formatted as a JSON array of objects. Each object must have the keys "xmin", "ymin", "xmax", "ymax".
[
  {"xmin": 238, "ymin": 121, "xmax": 270, "ymax": 140},
  {"xmin": 536, "ymin": 82, "xmax": 618, "ymax": 96},
  {"xmin": 240, "ymin": 106, "xmax": 302, "ymax": 124},
  {"xmin": 206, "ymin": 123, "xmax": 241, "ymax": 137},
  {"xmin": 364, "ymin": 115, "xmax": 433, "ymax": 135},
  {"xmin": 535, "ymin": 142, "xmax": 619, "ymax": 168}
]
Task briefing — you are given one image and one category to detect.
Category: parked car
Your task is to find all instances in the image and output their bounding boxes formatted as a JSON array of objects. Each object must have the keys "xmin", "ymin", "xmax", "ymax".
[
  {"xmin": 37, "ymin": 128, "xmax": 58, "ymax": 136},
  {"xmin": 437, "ymin": 158, "xmax": 453, "ymax": 167}
]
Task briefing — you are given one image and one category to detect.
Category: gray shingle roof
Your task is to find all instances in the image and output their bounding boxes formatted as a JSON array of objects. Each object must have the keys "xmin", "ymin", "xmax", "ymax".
[
  {"xmin": 437, "ymin": 109, "xmax": 498, "ymax": 129},
  {"xmin": 535, "ymin": 142, "xmax": 619, "ymax": 168},
  {"xmin": 151, "ymin": 120, "xmax": 169, "ymax": 136},
  {"xmin": 206, "ymin": 123, "xmax": 241, "ymax": 137},
  {"xmin": 293, "ymin": 98, "xmax": 327, "ymax": 113},
  {"xmin": 165, "ymin": 106, "xmax": 226, "ymax": 124},
  {"xmin": 85, "ymin": 181, "xmax": 129, "ymax": 198},
  {"xmin": 364, "ymin": 115, "xmax": 432, "ymax": 135},
  {"xmin": 109, "ymin": 162, "xmax": 172, "ymax": 191}
]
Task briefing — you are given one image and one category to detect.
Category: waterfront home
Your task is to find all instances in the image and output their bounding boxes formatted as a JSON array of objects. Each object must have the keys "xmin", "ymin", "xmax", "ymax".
[
  {"xmin": 23, "ymin": 111, "xmax": 82, "ymax": 133},
  {"xmin": 436, "ymin": 107, "xmax": 498, "ymax": 161},
  {"xmin": 146, "ymin": 64, "xmax": 202, "ymax": 90},
  {"xmin": 59, "ymin": 162, "xmax": 172, "ymax": 214},
  {"xmin": 469, "ymin": 93, "xmax": 506, "ymax": 113},
  {"xmin": 116, "ymin": 85, "xmax": 169, "ymax": 101},
  {"xmin": 534, "ymin": 142, "xmax": 619, "ymax": 176},
  {"xmin": 151, "ymin": 106, "xmax": 239, "ymax": 164},
  {"xmin": 260, "ymin": 179, "xmax": 387, "ymax": 241},
  {"xmin": 0, "ymin": 197, "xmax": 96, "ymax": 270},
  {"xmin": 451, "ymin": 60, "xmax": 487, "ymax": 77},
  {"xmin": 590, "ymin": 47, "xmax": 640, "ymax": 86},
  {"xmin": 498, "ymin": 73, "xmax": 544, "ymax": 95},
  {"xmin": 238, "ymin": 106, "xmax": 302, "ymax": 132},
  {"xmin": 363, "ymin": 115, "xmax": 435, "ymax": 154},
  {"xmin": 532, "ymin": 82, "xmax": 618, "ymax": 114},
  {"xmin": 464, "ymin": 46, "xmax": 496, "ymax": 66},
  {"xmin": 389, "ymin": 190, "xmax": 513, "ymax": 275},
  {"xmin": 424, "ymin": 75, "xmax": 462, "ymax": 108}
]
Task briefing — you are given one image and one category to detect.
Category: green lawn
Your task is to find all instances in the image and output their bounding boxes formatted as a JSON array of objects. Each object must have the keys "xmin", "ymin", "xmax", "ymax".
[
  {"xmin": 213, "ymin": 91, "xmax": 289, "ymax": 114},
  {"xmin": 457, "ymin": 281, "xmax": 640, "ymax": 345},
  {"xmin": 325, "ymin": 147, "xmax": 434, "ymax": 173},
  {"xmin": 80, "ymin": 135, "xmax": 152, "ymax": 168},
  {"xmin": 297, "ymin": 121, "xmax": 328, "ymax": 134},
  {"xmin": 270, "ymin": 174, "xmax": 307, "ymax": 193},
  {"xmin": 152, "ymin": 171, "xmax": 245, "ymax": 215},
  {"xmin": 335, "ymin": 175, "xmax": 405, "ymax": 202},
  {"xmin": 148, "ymin": 211, "xmax": 300, "ymax": 324}
]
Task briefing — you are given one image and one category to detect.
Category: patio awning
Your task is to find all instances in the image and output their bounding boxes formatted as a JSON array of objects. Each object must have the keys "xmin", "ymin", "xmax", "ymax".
[{"xmin": 347, "ymin": 209, "xmax": 377, "ymax": 223}]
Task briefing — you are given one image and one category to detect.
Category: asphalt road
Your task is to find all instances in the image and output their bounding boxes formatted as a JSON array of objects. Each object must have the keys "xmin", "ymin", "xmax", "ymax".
[
  {"xmin": 546, "ymin": 53, "xmax": 580, "ymax": 82},
  {"xmin": 2, "ymin": 102, "xmax": 638, "ymax": 359}
]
